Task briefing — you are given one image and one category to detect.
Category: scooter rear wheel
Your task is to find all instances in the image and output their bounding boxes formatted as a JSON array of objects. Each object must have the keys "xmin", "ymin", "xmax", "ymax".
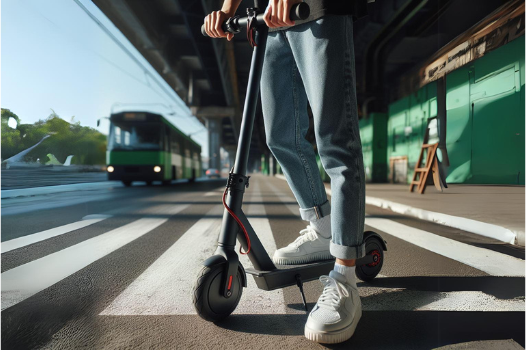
[
  {"xmin": 192, "ymin": 263, "xmax": 243, "ymax": 322},
  {"xmin": 356, "ymin": 237, "xmax": 384, "ymax": 281}
]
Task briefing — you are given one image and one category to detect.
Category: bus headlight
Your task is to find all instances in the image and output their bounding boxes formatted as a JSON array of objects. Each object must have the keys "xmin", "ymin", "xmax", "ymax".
[
  {"xmin": 153, "ymin": 166, "xmax": 161, "ymax": 173},
  {"xmin": 107, "ymin": 166, "xmax": 115, "ymax": 173}
]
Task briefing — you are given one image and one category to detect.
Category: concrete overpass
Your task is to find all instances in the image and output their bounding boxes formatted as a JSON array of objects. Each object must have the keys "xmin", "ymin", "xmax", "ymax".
[{"xmin": 93, "ymin": 0, "xmax": 512, "ymax": 173}]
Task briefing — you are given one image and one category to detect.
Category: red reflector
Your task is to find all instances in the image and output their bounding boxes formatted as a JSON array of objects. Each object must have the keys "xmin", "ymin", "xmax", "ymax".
[{"xmin": 227, "ymin": 275, "xmax": 233, "ymax": 290}]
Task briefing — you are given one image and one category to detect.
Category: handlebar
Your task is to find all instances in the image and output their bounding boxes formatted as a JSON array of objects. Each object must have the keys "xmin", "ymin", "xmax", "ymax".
[{"xmin": 201, "ymin": 3, "xmax": 310, "ymax": 37}]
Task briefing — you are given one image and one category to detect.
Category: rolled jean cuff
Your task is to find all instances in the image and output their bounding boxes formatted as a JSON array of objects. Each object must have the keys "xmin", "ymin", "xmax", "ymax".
[
  {"xmin": 299, "ymin": 199, "xmax": 331, "ymax": 221},
  {"xmin": 330, "ymin": 241, "xmax": 366, "ymax": 260}
]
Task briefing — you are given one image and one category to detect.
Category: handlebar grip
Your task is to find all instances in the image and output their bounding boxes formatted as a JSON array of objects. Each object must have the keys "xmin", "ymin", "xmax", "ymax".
[
  {"xmin": 290, "ymin": 2, "xmax": 310, "ymax": 21},
  {"xmin": 201, "ymin": 2, "xmax": 310, "ymax": 37}
]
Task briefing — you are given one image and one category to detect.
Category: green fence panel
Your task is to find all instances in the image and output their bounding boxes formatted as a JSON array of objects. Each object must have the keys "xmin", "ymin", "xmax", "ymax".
[{"xmin": 360, "ymin": 113, "xmax": 387, "ymax": 182}]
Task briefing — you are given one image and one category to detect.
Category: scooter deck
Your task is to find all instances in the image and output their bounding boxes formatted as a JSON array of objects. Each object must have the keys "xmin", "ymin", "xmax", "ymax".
[{"xmin": 245, "ymin": 259, "xmax": 335, "ymax": 291}]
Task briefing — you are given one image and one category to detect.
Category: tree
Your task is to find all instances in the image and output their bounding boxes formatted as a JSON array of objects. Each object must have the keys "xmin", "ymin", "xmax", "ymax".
[{"xmin": 1, "ymin": 108, "xmax": 107, "ymax": 165}]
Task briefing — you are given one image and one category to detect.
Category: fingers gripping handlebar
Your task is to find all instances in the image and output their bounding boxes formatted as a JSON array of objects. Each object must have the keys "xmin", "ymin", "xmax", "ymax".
[{"xmin": 201, "ymin": 3, "xmax": 310, "ymax": 37}]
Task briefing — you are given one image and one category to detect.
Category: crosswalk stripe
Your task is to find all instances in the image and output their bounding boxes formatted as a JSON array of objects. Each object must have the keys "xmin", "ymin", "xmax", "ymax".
[
  {"xmin": 100, "ymin": 205, "xmax": 223, "ymax": 315},
  {"xmin": 236, "ymin": 181, "xmax": 288, "ymax": 315},
  {"xmin": 365, "ymin": 218, "xmax": 525, "ymax": 277},
  {"xmin": 1, "ymin": 214, "xmax": 112, "ymax": 253},
  {"xmin": 101, "ymin": 180, "xmax": 288, "ymax": 316},
  {"xmin": 1, "ymin": 204, "xmax": 189, "ymax": 311}
]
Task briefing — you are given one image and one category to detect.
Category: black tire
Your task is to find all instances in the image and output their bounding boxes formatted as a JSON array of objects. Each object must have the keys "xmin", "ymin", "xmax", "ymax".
[
  {"xmin": 162, "ymin": 180, "xmax": 171, "ymax": 186},
  {"xmin": 192, "ymin": 263, "xmax": 243, "ymax": 322},
  {"xmin": 356, "ymin": 238, "xmax": 384, "ymax": 282},
  {"xmin": 146, "ymin": 181, "xmax": 153, "ymax": 186},
  {"xmin": 122, "ymin": 180, "xmax": 132, "ymax": 187}
]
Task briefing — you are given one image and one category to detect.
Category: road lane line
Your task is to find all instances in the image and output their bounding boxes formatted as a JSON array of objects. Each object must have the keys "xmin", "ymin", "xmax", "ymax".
[
  {"xmin": 1, "ymin": 214, "xmax": 112, "ymax": 253},
  {"xmin": 365, "ymin": 218, "xmax": 525, "ymax": 277},
  {"xmin": 101, "ymin": 181, "xmax": 288, "ymax": 315},
  {"xmin": 1, "ymin": 204, "xmax": 189, "ymax": 311}
]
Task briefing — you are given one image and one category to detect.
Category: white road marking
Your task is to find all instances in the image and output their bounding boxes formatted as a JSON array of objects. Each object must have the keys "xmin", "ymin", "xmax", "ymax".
[
  {"xmin": 236, "ymin": 181, "xmax": 288, "ymax": 315},
  {"xmin": 365, "ymin": 218, "xmax": 525, "ymax": 277},
  {"xmin": 265, "ymin": 178, "xmax": 301, "ymax": 217},
  {"xmin": 101, "ymin": 181, "xmax": 289, "ymax": 315},
  {"xmin": 1, "ymin": 204, "xmax": 189, "ymax": 311},
  {"xmin": 365, "ymin": 196, "xmax": 517, "ymax": 245},
  {"xmin": 1, "ymin": 214, "xmax": 112, "ymax": 253},
  {"xmin": 100, "ymin": 205, "xmax": 223, "ymax": 315}
]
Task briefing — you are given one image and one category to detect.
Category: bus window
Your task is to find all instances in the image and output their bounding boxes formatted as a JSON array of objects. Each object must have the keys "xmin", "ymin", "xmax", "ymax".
[
  {"xmin": 171, "ymin": 134, "xmax": 181, "ymax": 154},
  {"xmin": 108, "ymin": 122, "xmax": 163, "ymax": 150}
]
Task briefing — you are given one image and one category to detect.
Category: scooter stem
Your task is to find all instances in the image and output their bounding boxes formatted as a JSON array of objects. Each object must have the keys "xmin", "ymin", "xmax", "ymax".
[{"xmin": 233, "ymin": 26, "xmax": 269, "ymax": 175}]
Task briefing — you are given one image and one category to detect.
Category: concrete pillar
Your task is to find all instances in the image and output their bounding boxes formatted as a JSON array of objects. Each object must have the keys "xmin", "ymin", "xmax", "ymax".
[{"xmin": 206, "ymin": 118, "xmax": 221, "ymax": 170}]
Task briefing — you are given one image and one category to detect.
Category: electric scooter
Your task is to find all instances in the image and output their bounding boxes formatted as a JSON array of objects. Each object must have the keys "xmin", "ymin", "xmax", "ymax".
[{"xmin": 193, "ymin": 1, "xmax": 387, "ymax": 323}]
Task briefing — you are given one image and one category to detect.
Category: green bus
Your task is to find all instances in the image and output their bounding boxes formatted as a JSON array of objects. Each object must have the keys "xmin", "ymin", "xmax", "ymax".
[{"xmin": 106, "ymin": 111, "xmax": 202, "ymax": 186}]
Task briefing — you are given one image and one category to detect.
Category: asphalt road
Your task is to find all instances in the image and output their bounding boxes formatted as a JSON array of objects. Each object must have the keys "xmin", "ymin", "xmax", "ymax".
[{"xmin": 1, "ymin": 175, "xmax": 524, "ymax": 349}]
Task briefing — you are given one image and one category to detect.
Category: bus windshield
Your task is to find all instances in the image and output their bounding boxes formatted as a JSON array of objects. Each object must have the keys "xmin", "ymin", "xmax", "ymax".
[{"xmin": 108, "ymin": 122, "xmax": 163, "ymax": 151}]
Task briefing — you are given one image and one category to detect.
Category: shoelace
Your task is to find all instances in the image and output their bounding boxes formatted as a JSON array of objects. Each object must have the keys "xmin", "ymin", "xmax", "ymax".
[
  {"xmin": 288, "ymin": 225, "xmax": 318, "ymax": 248},
  {"xmin": 317, "ymin": 275, "xmax": 350, "ymax": 311}
]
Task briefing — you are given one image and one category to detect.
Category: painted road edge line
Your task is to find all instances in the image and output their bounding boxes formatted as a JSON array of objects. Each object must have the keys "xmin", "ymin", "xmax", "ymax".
[
  {"xmin": 275, "ymin": 174, "xmax": 518, "ymax": 246},
  {"xmin": 365, "ymin": 196, "xmax": 517, "ymax": 245},
  {"xmin": 1, "ymin": 181, "xmax": 124, "ymax": 199},
  {"xmin": 1, "ymin": 214, "xmax": 112, "ymax": 253},
  {"xmin": 365, "ymin": 217, "xmax": 525, "ymax": 277}
]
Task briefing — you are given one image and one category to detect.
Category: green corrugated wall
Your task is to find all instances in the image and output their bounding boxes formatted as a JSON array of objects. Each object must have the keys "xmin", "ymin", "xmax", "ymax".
[
  {"xmin": 267, "ymin": 36, "xmax": 525, "ymax": 185},
  {"xmin": 385, "ymin": 35, "xmax": 524, "ymax": 185}
]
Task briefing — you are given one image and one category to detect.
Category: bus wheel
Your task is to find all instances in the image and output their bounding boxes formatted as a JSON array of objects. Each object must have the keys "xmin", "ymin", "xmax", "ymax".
[
  {"xmin": 162, "ymin": 180, "xmax": 171, "ymax": 186},
  {"xmin": 122, "ymin": 180, "xmax": 132, "ymax": 187},
  {"xmin": 146, "ymin": 181, "xmax": 153, "ymax": 186}
]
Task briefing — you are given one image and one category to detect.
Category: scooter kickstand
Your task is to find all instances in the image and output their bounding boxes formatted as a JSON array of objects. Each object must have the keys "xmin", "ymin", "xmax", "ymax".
[{"xmin": 295, "ymin": 274, "xmax": 309, "ymax": 313}]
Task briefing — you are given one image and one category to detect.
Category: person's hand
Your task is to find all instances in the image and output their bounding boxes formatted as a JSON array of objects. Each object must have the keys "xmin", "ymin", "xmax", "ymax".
[
  {"xmin": 204, "ymin": 10, "xmax": 234, "ymax": 41},
  {"xmin": 263, "ymin": 0, "xmax": 303, "ymax": 28}
]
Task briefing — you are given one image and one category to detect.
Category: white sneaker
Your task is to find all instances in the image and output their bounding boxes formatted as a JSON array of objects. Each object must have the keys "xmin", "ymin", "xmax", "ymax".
[
  {"xmin": 304, "ymin": 271, "xmax": 362, "ymax": 344},
  {"xmin": 272, "ymin": 225, "xmax": 332, "ymax": 265}
]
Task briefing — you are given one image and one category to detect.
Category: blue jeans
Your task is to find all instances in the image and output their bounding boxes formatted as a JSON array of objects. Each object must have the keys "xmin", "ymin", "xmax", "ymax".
[{"xmin": 260, "ymin": 15, "xmax": 365, "ymax": 260}]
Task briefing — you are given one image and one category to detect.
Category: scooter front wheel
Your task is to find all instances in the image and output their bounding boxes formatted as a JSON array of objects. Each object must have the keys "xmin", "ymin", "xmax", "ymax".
[{"xmin": 192, "ymin": 263, "xmax": 243, "ymax": 322}]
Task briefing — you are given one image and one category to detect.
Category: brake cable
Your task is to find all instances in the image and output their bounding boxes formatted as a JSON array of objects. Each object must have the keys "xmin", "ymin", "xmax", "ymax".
[
  {"xmin": 246, "ymin": 8, "xmax": 258, "ymax": 48},
  {"xmin": 222, "ymin": 171, "xmax": 251, "ymax": 255}
]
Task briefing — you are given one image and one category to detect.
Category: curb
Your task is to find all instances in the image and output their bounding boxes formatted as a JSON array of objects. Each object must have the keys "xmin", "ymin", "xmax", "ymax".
[
  {"xmin": 364, "ymin": 196, "xmax": 518, "ymax": 246},
  {"xmin": 274, "ymin": 174, "xmax": 522, "ymax": 246},
  {"xmin": 1, "ymin": 181, "xmax": 123, "ymax": 199}
]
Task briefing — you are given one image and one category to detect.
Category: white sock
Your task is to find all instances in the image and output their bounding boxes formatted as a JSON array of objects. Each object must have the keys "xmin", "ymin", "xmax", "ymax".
[
  {"xmin": 310, "ymin": 214, "xmax": 331, "ymax": 239},
  {"xmin": 333, "ymin": 263, "xmax": 357, "ymax": 288}
]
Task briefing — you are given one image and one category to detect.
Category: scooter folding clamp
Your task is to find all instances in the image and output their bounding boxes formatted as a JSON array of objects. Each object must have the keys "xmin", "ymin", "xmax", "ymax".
[{"xmin": 226, "ymin": 172, "xmax": 251, "ymax": 192}]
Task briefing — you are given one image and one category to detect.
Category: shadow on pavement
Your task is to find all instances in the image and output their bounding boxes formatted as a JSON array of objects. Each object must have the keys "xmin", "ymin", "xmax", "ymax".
[{"xmin": 217, "ymin": 310, "xmax": 525, "ymax": 349}]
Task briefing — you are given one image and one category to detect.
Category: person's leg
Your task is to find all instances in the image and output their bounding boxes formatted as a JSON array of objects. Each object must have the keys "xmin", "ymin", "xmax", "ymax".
[
  {"xmin": 285, "ymin": 15, "xmax": 365, "ymax": 344},
  {"xmin": 286, "ymin": 14, "xmax": 365, "ymax": 266},
  {"xmin": 261, "ymin": 30, "xmax": 334, "ymax": 264}
]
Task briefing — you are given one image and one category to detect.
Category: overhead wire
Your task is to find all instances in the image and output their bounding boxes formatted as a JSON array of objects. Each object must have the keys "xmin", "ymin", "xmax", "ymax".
[{"xmin": 72, "ymin": 0, "xmax": 203, "ymax": 127}]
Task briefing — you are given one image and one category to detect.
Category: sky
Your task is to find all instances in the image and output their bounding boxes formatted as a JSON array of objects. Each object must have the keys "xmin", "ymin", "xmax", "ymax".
[{"xmin": 1, "ymin": 0, "xmax": 209, "ymax": 157}]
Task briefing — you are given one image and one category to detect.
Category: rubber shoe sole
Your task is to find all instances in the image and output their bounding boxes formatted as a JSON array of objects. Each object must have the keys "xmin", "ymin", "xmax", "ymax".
[
  {"xmin": 304, "ymin": 304, "xmax": 362, "ymax": 344},
  {"xmin": 273, "ymin": 251, "xmax": 333, "ymax": 265}
]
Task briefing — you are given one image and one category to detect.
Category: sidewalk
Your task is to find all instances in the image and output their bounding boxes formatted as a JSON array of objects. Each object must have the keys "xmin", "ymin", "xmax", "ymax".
[
  {"xmin": 275, "ymin": 174, "xmax": 525, "ymax": 246},
  {"xmin": 364, "ymin": 183, "xmax": 525, "ymax": 246}
]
